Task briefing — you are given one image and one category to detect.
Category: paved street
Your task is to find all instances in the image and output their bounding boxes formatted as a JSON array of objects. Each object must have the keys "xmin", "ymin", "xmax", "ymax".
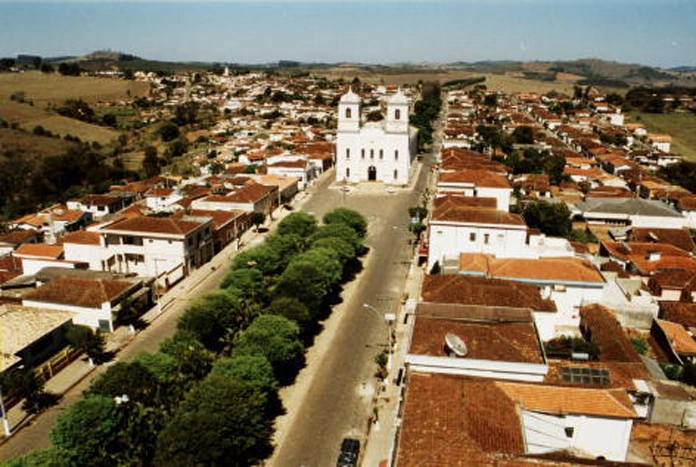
[{"xmin": 269, "ymin": 160, "xmax": 431, "ymax": 467}]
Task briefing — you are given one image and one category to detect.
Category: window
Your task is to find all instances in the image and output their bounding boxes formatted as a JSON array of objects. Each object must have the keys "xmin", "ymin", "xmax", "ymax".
[
  {"xmin": 497, "ymin": 234, "xmax": 504, "ymax": 243},
  {"xmin": 484, "ymin": 234, "xmax": 490, "ymax": 245},
  {"xmin": 361, "ymin": 149, "xmax": 365, "ymax": 159},
  {"xmin": 370, "ymin": 149, "xmax": 374, "ymax": 159},
  {"xmin": 379, "ymin": 149, "xmax": 383, "ymax": 159},
  {"xmin": 346, "ymin": 168, "xmax": 350, "ymax": 177},
  {"xmin": 346, "ymin": 108, "xmax": 352, "ymax": 119},
  {"xmin": 395, "ymin": 109, "xmax": 401, "ymax": 120},
  {"xmin": 122, "ymin": 236, "xmax": 143, "ymax": 246},
  {"xmin": 395, "ymin": 150, "xmax": 399, "ymax": 160},
  {"xmin": 346, "ymin": 148, "xmax": 350, "ymax": 159},
  {"xmin": 469, "ymin": 232, "xmax": 476, "ymax": 242},
  {"xmin": 394, "ymin": 169, "xmax": 398, "ymax": 179}
]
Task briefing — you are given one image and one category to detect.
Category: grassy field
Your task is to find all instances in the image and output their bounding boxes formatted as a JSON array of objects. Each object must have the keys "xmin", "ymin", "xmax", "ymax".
[
  {"xmin": 313, "ymin": 67, "xmax": 580, "ymax": 95},
  {"xmin": 626, "ymin": 112, "xmax": 696, "ymax": 161},
  {"xmin": 0, "ymin": 72, "xmax": 147, "ymax": 144},
  {"xmin": 0, "ymin": 71, "xmax": 147, "ymax": 105},
  {"xmin": 0, "ymin": 128, "xmax": 77, "ymax": 160}
]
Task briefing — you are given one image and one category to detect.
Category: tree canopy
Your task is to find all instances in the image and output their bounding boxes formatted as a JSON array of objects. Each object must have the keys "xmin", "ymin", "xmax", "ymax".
[{"xmin": 522, "ymin": 200, "xmax": 572, "ymax": 237}]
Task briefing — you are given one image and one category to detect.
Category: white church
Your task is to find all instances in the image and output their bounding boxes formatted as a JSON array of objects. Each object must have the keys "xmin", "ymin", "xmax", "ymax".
[{"xmin": 335, "ymin": 88, "xmax": 418, "ymax": 185}]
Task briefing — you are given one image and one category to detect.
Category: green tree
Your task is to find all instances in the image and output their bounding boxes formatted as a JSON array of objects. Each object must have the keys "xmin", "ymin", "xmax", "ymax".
[
  {"xmin": 265, "ymin": 297, "xmax": 312, "ymax": 325},
  {"xmin": 2, "ymin": 448, "xmax": 71, "ymax": 467},
  {"xmin": 250, "ymin": 211, "xmax": 266, "ymax": 231},
  {"xmin": 511, "ymin": 125, "xmax": 535, "ymax": 144},
  {"xmin": 210, "ymin": 355, "xmax": 277, "ymax": 397},
  {"xmin": 309, "ymin": 236, "xmax": 356, "ymax": 265},
  {"xmin": 158, "ymin": 122, "xmax": 180, "ymax": 142},
  {"xmin": 154, "ymin": 375, "xmax": 273, "ymax": 467},
  {"xmin": 134, "ymin": 351, "xmax": 178, "ymax": 384},
  {"xmin": 115, "ymin": 297, "xmax": 144, "ymax": 330},
  {"xmin": 142, "ymin": 145, "xmax": 161, "ymax": 178},
  {"xmin": 323, "ymin": 208, "xmax": 367, "ymax": 239},
  {"xmin": 309, "ymin": 223, "xmax": 363, "ymax": 258},
  {"xmin": 233, "ymin": 315, "xmax": 304, "ymax": 384},
  {"xmin": 159, "ymin": 330, "xmax": 213, "ymax": 382},
  {"xmin": 50, "ymin": 395, "xmax": 121, "ymax": 466},
  {"xmin": 221, "ymin": 267, "xmax": 267, "ymax": 304},
  {"xmin": 277, "ymin": 212, "xmax": 317, "ymax": 238},
  {"xmin": 177, "ymin": 290, "xmax": 256, "ymax": 353},
  {"xmin": 522, "ymin": 201, "xmax": 572, "ymax": 237},
  {"xmin": 275, "ymin": 259, "xmax": 329, "ymax": 310},
  {"xmin": 65, "ymin": 325, "xmax": 107, "ymax": 364},
  {"xmin": 89, "ymin": 361, "xmax": 160, "ymax": 407}
]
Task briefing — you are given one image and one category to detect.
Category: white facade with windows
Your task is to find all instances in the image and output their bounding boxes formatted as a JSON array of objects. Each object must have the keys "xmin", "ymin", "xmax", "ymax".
[{"xmin": 335, "ymin": 89, "xmax": 417, "ymax": 185}]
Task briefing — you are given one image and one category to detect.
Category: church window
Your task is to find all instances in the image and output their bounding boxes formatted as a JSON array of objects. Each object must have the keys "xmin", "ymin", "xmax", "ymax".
[
  {"xmin": 379, "ymin": 149, "xmax": 383, "ymax": 159},
  {"xmin": 394, "ymin": 169, "xmax": 398, "ymax": 179},
  {"xmin": 395, "ymin": 109, "xmax": 401, "ymax": 120},
  {"xmin": 370, "ymin": 149, "xmax": 374, "ymax": 159},
  {"xmin": 346, "ymin": 148, "xmax": 350, "ymax": 159},
  {"xmin": 361, "ymin": 149, "xmax": 365, "ymax": 159},
  {"xmin": 395, "ymin": 150, "xmax": 399, "ymax": 160},
  {"xmin": 346, "ymin": 168, "xmax": 350, "ymax": 177},
  {"xmin": 346, "ymin": 108, "xmax": 352, "ymax": 119}
]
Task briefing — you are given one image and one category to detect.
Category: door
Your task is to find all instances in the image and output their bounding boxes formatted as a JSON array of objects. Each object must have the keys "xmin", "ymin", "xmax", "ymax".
[{"xmin": 368, "ymin": 166, "xmax": 377, "ymax": 181}]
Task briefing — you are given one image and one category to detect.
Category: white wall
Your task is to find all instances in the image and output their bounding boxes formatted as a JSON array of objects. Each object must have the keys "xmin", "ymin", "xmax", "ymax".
[
  {"xmin": 631, "ymin": 214, "xmax": 684, "ymax": 229},
  {"xmin": 22, "ymin": 299, "xmax": 113, "ymax": 332},
  {"xmin": 335, "ymin": 125, "xmax": 414, "ymax": 185},
  {"xmin": 405, "ymin": 354, "xmax": 547, "ymax": 382},
  {"xmin": 20, "ymin": 259, "xmax": 77, "ymax": 276},
  {"xmin": 427, "ymin": 221, "xmax": 530, "ymax": 268},
  {"xmin": 521, "ymin": 410, "xmax": 632, "ymax": 462},
  {"xmin": 63, "ymin": 242, "xmax": 111, "ymax": 271}
]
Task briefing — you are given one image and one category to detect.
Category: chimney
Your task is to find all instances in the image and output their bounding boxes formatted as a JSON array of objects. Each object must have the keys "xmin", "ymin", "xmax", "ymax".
[{"xmin": 647, "ymin": 250, "xmax": 661, "ymax": 262}]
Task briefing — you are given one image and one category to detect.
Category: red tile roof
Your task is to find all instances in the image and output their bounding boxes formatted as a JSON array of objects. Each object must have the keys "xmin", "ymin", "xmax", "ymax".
[
  {"xmin": 659, "ymin": 301, "xmax": 696, "ymax": 328},
  {"xmin": 24, "ymin": 276, "xmax": 136, "ymax": 308},
  {"xmin": 421, "ymin": 274, "xmax": 556, "ymax": 311},
  {"xmin": 14, "ymin": 244, "xmax": 64, "ymax": 259},
  {"xmin": 497, "ymin": 381, "xmax": 638, "ymax": 418},
  {"xmin": 103, "ymin": 216, "xmax": 203, "ymax": 236},
  {"xmin": 61, "ymin": 230, "xmax": 101, "ymax": 245},
  {"xmin": 459, "ymin": 254, "xmax": 605, "ymax": 284},
  {"xmin": 439, "ymin": 169, "xmax": 511, "ymax": 189},
  {"xmin": 432, "ymin": 205, "xmax": 525, "ymax": 225},
  {"xmin": 655, "ymin": 319, "xmax": 696, "ymax": 355},
  {"xmin": 396, "ymin": 372, "xmax": 523, "ymax": 466},
  {"xmin": 580, "ymin": 304, "xmax": 644, "ymax": 363},
  {"xmin": 410, "ymin": 308, "xmax": 544, "ymax": 363}
]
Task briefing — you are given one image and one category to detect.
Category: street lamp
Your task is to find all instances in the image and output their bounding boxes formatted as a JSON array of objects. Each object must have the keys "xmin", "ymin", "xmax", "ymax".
[{"xmin": 363, "ymin": 303, "xmax": 396, "ymax": 375}]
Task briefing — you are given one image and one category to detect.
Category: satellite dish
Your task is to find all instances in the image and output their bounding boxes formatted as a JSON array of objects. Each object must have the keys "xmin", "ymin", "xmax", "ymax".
[{"xmin": 445, "ymin": 333, "xmax": 468, "ymax": 357}]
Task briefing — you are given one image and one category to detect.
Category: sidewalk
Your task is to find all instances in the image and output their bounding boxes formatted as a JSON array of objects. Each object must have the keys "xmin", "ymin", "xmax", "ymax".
[
  {"xmin": 360, "ymin": 253, "xmax": 424, "ymax": 467},
  {"xmin": 0, "ymin": 170, "xmax": 331, "ymax": 446}
]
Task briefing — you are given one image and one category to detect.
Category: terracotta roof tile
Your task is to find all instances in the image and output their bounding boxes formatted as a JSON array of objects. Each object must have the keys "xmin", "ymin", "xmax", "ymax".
[
  {"xmin": 23, "ymin": 276, "xmax": 136, "ymax": 308},
  {"xmin": 14, "ymin": 244, "xmax": 64, "ymax": 259},
  {"xmin": 439, "ymin": 169, "xmax": 511, "ymax": 189},
  {"xmin": 432, "ymin": 205, "xmax": 525, "ymax": 225},
  {"xmin": 410, "ymin": 306, "xmax": 544, "ymax": 364},
  {"xmin": 655, "ymin": 319, "xmax": 696, "ymax": 355},
  {"xmin": 580, "ymin": 304, "xmax": 643, "ymax": 363},
  {"xmin": 396, "ymin": 372, "xmax": 523, "ymax": 466},
  {"xmin": 659, "ymin": 301, "xmax": 696, "ymax": 328},
  {"xmin": 497, "ymin": 381, "xmax": 638, "ymax": 418},
  {"xmin": 421, "ymin": 274, "xmax": 556, "ymax": 311},
  {"xmin": 61, "ymin": 230, "xmax": 101, "ymax": 245},
  {"xmin": 629, "ymin": 228, "xmax": 695, "ymax": 253},
  {"xmin": 459, "ymin": 254, "xmax": 605, "ymax": 284},
  {"xmin": 103, "ymin": 216, "xmax": 204, "ymax": 236}
]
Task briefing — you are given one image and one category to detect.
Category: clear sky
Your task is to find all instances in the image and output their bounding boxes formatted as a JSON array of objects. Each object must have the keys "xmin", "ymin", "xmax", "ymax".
[{"xmin": 0, "ymin": 1, "xmax": 694, "ymax": 68}]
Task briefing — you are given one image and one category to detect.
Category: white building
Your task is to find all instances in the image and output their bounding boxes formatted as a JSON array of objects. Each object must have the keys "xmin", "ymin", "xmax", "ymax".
[{"xmin": 335, "ymin": 88, "xmax": 417, "ymax": 185}]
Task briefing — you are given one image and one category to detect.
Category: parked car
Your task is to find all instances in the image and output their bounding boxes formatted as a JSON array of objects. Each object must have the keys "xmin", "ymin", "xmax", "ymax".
[{"xmin": 336, "ymin": 438, "xmax": 360, "ymax": 467}]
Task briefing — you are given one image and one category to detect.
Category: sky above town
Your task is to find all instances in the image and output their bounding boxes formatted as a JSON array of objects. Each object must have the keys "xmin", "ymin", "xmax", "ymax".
[{"xmin": 0, "ymin": 1, "xmax": 694, "ymax": 68}]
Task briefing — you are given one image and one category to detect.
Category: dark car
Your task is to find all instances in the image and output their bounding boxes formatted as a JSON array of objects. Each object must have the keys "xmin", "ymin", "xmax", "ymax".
[{"xmin": 336, "ymin": 438, "xmax": 360, "ymax": 467}]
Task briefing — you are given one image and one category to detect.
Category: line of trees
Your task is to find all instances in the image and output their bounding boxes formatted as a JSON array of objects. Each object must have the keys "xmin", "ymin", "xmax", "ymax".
[
  {"xmin": 5, "ymin": 209, "xmax": 368, "ymax": 467},
  {"xmin": 411, "ymin": 81, "xmax": 442, "ymax": 151}
]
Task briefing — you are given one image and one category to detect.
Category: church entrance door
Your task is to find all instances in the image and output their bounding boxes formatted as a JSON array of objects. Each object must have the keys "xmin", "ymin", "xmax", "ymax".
[{"xmin": 368, "ymin": 166, "xmax": 377, "ymax": 181}]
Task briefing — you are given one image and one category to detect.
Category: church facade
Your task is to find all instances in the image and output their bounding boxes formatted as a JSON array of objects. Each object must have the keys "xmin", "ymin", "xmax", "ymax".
[{"xmin": 335, "ymin": 88, "xmax": 417, "ymax": 185}]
